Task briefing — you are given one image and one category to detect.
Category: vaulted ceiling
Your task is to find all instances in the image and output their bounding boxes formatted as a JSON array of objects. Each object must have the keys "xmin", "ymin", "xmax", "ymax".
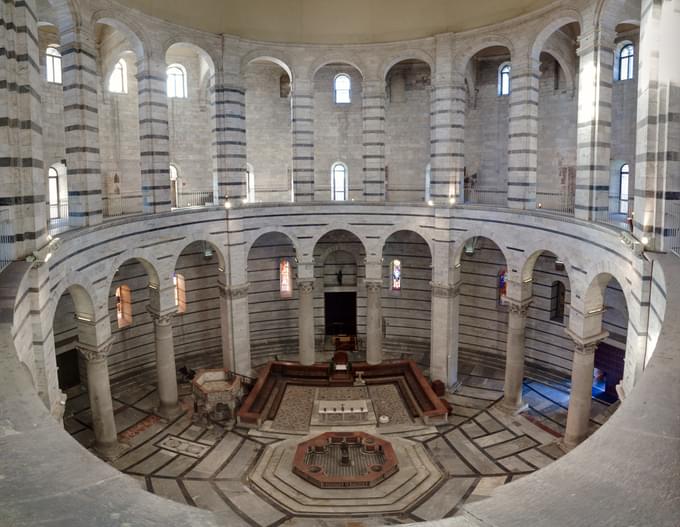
[{"xmin": 117, "ymin": 0, "xmax": 557, "ymax": 44}]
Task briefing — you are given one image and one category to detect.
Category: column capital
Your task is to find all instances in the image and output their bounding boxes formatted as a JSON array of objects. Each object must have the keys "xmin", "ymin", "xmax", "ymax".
[
  {"xmin": 507, "ymin": 298, "xmax": 532, "ymax": 318},
  {"xmin": 430, "ymin": 281, "xmax": 460, "ymax": 298},
  {"xmin": 362, "ymin": 79, "xmax": 386, "ymax": 96},
  {"xmin": 565, "ymin": 328, "xmax": 609, "ymax": 355},
  {"xmin": 365, "ymin": 279, "xmax": 383, "ymax": 293},
  {"xmin": 297, "ymin": 279, "xmax": 314, "ymax": 294},
  {"xmin": 146, "ymin": 306, "xmax": 175, "ymax": 326},
  {"xmin": 229, "ymin": 282, "xmax": 250, "ymax": 299},
  {"xmin": 77, "ymin": 342, "xmax": 112, "ymax": 363}
]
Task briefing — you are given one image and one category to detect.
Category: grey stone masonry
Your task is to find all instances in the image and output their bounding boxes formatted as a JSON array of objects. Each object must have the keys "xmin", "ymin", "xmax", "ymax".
[
  {"xmin": 362, "ymin": 80, "xmax": 386, "ymax": 200},
  {"xmin": 633, "ymin": 0, "xmax": 680, "ymax": 251},
  {"xmin": 60, "ymin": 25, "xmax": 102, "ymax": 227},
  {"xmin": 429, "ymin": 76, "xmax": 465, "ymax": 202},
  {"xmin": 575, "ymin": 27, "xmax": 614, "ymax": 221},
  {"xmin": 507, "ymin": 57, "xmax": 540, "ymax": 209},
  {"xmin": 292, "ymin": 79, "xmax": 315, "ymax": 201},
  {"xmin": 137, "ymin": 56, "xmax": 171, "ymax": 213},
  {"xmin": 0, "ymin": 0, "xmax": 46, "ymax": 259},
  {"xmin": 211, "ymin": 76, "xmax": 246, "ymax": 203}
]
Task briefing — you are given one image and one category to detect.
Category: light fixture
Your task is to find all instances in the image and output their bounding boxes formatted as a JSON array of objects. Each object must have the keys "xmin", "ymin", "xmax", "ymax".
[
  {"xmin": 427, "ymin": 199, "xmax": 434, "ymax": 207},
  {"xmin": 224, "ymin": 200, "xmax": 232, "ymax": 209},
  {"xmin": 640, "ymin": 236, "xmax": 649, "ymax": 246},
  {"xmin": 449, "ymin": 196, "xmax": 456, "ymax": 205},
  {"xmin": 537, "ymin": 202, "xmax": 543, "ymax": 209}
]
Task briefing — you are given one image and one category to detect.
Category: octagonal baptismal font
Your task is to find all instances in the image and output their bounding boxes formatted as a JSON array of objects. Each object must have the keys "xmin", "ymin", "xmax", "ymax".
[{"xmin": 293, "ymin": 432, "xmax": 398, "ymax": 488}]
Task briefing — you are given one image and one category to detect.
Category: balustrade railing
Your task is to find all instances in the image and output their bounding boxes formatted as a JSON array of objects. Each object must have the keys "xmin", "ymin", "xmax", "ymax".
[
  {"xmin": 0, "ymin": 210, "xmax": 11, "ymax": 274},
  {"xmin": 103, "ymin": 192, "xmax": 142, "ymax": 218},
  {"xmin": 464, "ymin": 187, "xmax": 508, "ymax": 207},
  {"xmin": 536, "ymin": 192, "xmax": 574, "ymax": 215},
  {"xmin": 47, "ymin": 203, "xmax": 70, "ymax": 235},
  {"xmin": 666, "ymin": 201, "xmax": 680, "ymax": 257},
  {"xmin": 175, "ymin": 191, "xmax": 216, "ymax": 209}
]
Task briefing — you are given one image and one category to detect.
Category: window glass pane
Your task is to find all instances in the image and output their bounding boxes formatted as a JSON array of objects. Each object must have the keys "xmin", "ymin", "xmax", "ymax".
[
  {"xmin": 333, "ymin": 165, "xmax": 346, "ymax": 200},
  {"xmin": 391, "ymin": 260, "xmax": 401, "ymax": 291},
  {"xmin": 335, "ymin": 75, "xmax": 351, "ymax": 103},
  {"xmin": 109, "ymin": 60, "xmax": 127, "ymax": 93},
  {"xmin": 280, "ymin": 258, "xmax": 293, "ymax": 298},
  {"xmin": 620, "ymin": 164, "xmax": 630, "ymax": 213}
]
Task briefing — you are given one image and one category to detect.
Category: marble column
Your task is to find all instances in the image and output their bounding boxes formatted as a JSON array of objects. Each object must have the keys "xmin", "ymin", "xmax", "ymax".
[
  {"xmin": 501, "ymin": 300, "xmax": 531, "ymax": 412},
  {"xmin": 430, "ymin": 282, "xmax": 460, "ymax": 387},
  {"xmin": 229, "ymin": 283, "xmax": 252, "ymax": 375},
  {"xmin": 291, "ymin": 79, "xmax": 315, "ymax": 201},
  {"xmin": 60, "ymin": 25, "xmax": 103, "ymax": 226},
  {"xmin": 362, "ymin": 80, "xmax": 386, "ymax": 200},
  {"xmin": 564, "ymin": 337, "xmax": 605, "ymax": 448},
  {"xmin": 218, "ymin": 284, "xmax": 235, "ymax": 371},
  {"xmin": 136, "ymin": 55, "xmax": 171, "ymax": 214},
  {"xmin": 366, "ymin": 280, "xmax": 383, "ymax": 365},
  {"xmin": 574, "ymin": 27, "xmax": 615, "ymax": 221},
  {"xmin": 211, "ymin": 76, "xmax": 247, "ymax": 204},
  {"xmin": 298, "ymin": 279, "xmax": 315, "ymax": 365},
  {"xmin": 150, "ymin": 311, "xmax": 181, "ymax": 418},
  {"xmin": 429, "ymin": 76, "xmax": 466, "ymax": 203},
  {"xmin": 78, "ymin": 343, "xmax": 120, "ymax": 459},
  {"xmin": 506, "ymin": 56, "xmax": 540, "ymax": 210}
]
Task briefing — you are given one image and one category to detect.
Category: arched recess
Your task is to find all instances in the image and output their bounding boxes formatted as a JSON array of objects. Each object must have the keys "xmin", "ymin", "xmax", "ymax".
[
  {"xmin": 107, "ymin": 257, "xmax": 161, "ymax": 383},
  {"xmin": 381, "ymin": 230, "xmax": 432, "ymax": 365},
  {"xmin": 455, "ymin": 235, "xmax": 509, "ymax": 382},
  {"xmin": 531, "ymin": 19, "xmax": 581, "ymax": 213},
  {"xmin": 313, "ymin": 230, "xmax": 367, "ymax": 351},
  {"xmin": 384, "ymin": 59, "xmax": 432, "ymax": 202},
  {"xmin": 165, "ymin": 42, "xmax": 215, "ymax": 202},
  {"xmin": 52, "ymin": 284, "xmax": 100, "ymax": 446},
  {"xmin": 462, "ymin": 44, "xmax": 513, "ymax": 205},
  {"xmin": 45, "ymin": 0, "xmax": 80, "ymax": 33},
  {"xmin": 521, "ymin": 250, "xmax": 574, "ymax": 377},
  {"xmin": 244, "ymin": 57, "xmax": 294, "ymax": 203},
  {"xmin": 582, "ymin": 272, "xmax": 630, "ymax": 404},
  {"xmin": 172, "ymin": 240, "xmax": 225, "ymax": 370},
  {"xmin": 312, "ymin": 62, "xmax": 364, "ymax": 200},
  {"xmin": 94, "ymin": 16, "xmax": 146, "ymax": 217},
  {"xmin": 247, "ymin": 232, "xmax": 299, "ymax": 365}
]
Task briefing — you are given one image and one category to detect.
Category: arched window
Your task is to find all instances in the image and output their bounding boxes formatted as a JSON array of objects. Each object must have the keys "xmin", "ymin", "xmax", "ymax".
[
  {"xmin": 331, "ymin": 163, "xmax": 348, "ymax": 201},
  {"xmin": 174, "ymin": 272, "xmax": 186, "ymax": 313},
  {"xmin": 48, "ymin": 167, "xmax": 60, "ymax": 219},
  {"xmin": 425, "ymin": 163, "xmax": 431, "ymax": 201},
  {"xmin": 116, "ymin": 285, "xmax": 132, "ymax": 328},
  {"xmin": 280, "ymin": 258, "xmax": 293, "ymax": 298},
  {"xmin": 108, "ymin": 58, "xmax": 128, "ymax": 94},
  {"xmin": 619, "ymin": 163, "xmax": 630, "ymax": 213},
  {"xmin": 498, "ymin": 63, "xmax": 511, "ymax": 96},
  {"xmin": 334, "ymin": 74, "xmax": 351, "ymax": 104},
  {"xmin": 246, "ymin": 164, "xmax": 255, "ymax": 203},
  {"xmin": 390, "ymin": 259, "xmax": 402, "ymax": 291},
  {"xmin": 618, "ymin": 44, "xmax": 635, "ymax": 81},
  {"xmin": 167, "ymin": 64, "xmax": 187, "ymax": 98},
  {"xmin": 46, "ymin": 46, "xmax": 62, "ymax": 84},
  {"xmin": 550, "ymin": 281, "xmax": 566, "ymax": 322},
  {"xmin": 498, "ymin": 269, "xmax": 508, "ymax": 304}
]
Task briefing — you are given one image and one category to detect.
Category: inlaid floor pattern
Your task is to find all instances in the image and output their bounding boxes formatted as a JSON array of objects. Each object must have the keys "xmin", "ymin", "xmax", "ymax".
[{"xmin": 64, "ymin": 356, "xmax": 616, "ymax": 526}]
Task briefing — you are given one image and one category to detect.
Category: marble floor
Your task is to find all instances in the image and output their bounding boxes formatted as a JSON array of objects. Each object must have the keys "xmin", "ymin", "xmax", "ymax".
[{"xmin": 63, "ymin": 356, "xmax": 617, "ymax": 526}]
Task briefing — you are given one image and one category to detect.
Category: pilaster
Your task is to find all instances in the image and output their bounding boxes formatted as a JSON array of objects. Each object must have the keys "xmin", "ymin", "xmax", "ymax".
[
  {"xmin": 291, "ymin": 79, "xmax": 315, "ymax": 201},
  {"xmin": 362, "ymin": 80, "xmax": 386, "ymax": 201}
]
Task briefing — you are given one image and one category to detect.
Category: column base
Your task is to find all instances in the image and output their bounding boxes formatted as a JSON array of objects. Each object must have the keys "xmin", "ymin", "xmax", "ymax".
[
  {"xmin": 447, "ymin": 381, "xmax": 462, "ymax": 394},
  {"xmin": 562, "ymin": 433, "xmax": 587, "ymax": 450},
  {"xmin": 155, "ymin": 402, "xmax": 183, "ymax": 420},
  {"xmin": 94, "ymin": 440, "xmax": 129, "ymax": 461},
  {"xmin": 498, "ymin": 398, "xmax": 529, "ymax": 414}
]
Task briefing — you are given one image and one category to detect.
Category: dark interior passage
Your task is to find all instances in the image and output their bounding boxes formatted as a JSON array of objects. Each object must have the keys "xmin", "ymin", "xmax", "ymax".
[{"xmin": 324, "ymin": 292, "xmax": 357, "ymax": 335}]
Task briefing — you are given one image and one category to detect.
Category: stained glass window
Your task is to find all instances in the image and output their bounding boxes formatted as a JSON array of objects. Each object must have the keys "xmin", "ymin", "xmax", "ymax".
[
  {"xmin": 280, "ymin": 258, "xmax": 293, "ymax": 298},
  {"xmin": 391, "ymin": 259, "xmax": 402, "ymax": 291}
]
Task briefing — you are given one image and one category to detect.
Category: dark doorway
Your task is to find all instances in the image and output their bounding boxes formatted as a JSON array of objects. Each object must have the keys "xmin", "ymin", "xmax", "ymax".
[
  {"xmin": 324, "ymin": 292, "xmax": 357, "ymax": 335},
  {"xmin": 593, "ymin": 342, "xmax": 624, "ymax": 403},
  {"xmin": 57, "ymin": 349, "xmax": 81, "ymax": 390}
]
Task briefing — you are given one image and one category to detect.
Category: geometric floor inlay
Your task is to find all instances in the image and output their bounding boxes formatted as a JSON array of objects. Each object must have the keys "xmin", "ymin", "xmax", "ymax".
[{"xmin": 63, "ymin": 354, "xmax": 618, "ymax": 526}]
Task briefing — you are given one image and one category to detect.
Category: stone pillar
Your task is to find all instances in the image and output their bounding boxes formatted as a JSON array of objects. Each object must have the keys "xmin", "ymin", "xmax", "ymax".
[
  {"xmin": 78, "ymin": 343, "xmax": 120, "ymax": 459},
  {"xmin": 430, "ymin": 282, "xmax": 460, "ymax": 387},
  {"xmin": 229, "ymin": 283, "xmax": 252, "ymax": 375},
  {"xmin": 564, "ymin": 334, "xmax": 607, "ymax": 448},
  {"xmin": 0, "ymin": 0, "xmax": 47, "ymax": 259},
  {"xmin": 429, "ymin": 75, "xmax": 466, "ymax": 203},
  {"xmin": 298, "ymin": 279, "xmax": 315, "ymax": 365},
  {"xmin": 211, "ymin": 75, "xmax": 247, "ymax": 204},
  {"xmin": 60, "ymin": 25, "xmax": 103, "ymax": 227},
  {"xmin": 218, "ymin": 283, "xmax": 235, "ymax": 371},
  {"xmin": 365, "ymin": 280, "xmax": 383, "ymax": 365},
  {"xmin": 149, "ymin": 311, "xmax": 181, "ymax": 418},
  {"xmin": 291, "ymin": 79, "xmax": 315, "ymax": 201},
  {"xmin": 137, "ymin": 55, "xmax": 171, "ymax": 214},
  {"xmin": 633, "ymin": 0, "xmax": 680, "ymax": 251},
  {"xmin": 575, "ymin": 27, "xmax": 615, "ymax": 221},
  {"xmin": 501, "ymin": 300, "xmax": 531, "ymax": 412},
  {"xmin": 507, "ymin": 56, "xmax": 540, "ymax": 210},
  {"xmin": 362, "ymin": 80, "xmax": 386, "ymax": 200}
]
